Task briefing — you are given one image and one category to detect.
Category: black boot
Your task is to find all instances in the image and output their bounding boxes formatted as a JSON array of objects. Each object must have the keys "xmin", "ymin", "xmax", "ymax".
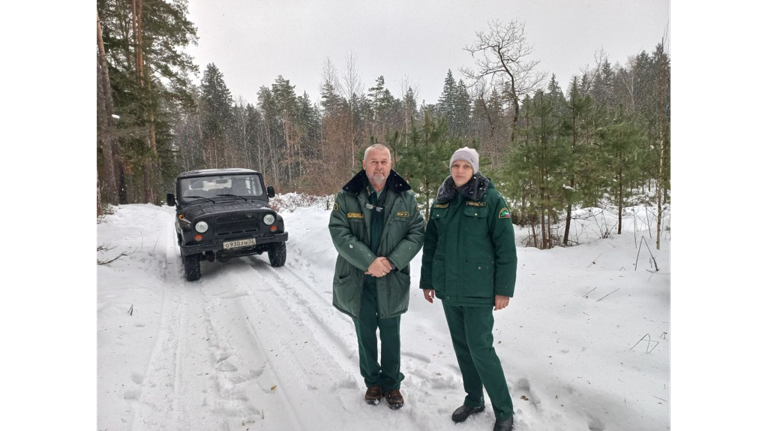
[
  {"xmin": 493, "ymin": 416, "xmax": 514, "ymax": 431},
  {"xmin": 451, "ymin": 405, "xmax": 485, "ymax": 423}
]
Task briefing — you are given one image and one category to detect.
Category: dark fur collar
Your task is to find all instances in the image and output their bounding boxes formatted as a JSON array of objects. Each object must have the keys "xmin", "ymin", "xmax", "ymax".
[
  {"xmin": 436, "ymin": 172, "xmax": 491, "ymax": 203},
  {"xmin": 342, "ymin": 169, "xmax": 412, "ymax": 195}
]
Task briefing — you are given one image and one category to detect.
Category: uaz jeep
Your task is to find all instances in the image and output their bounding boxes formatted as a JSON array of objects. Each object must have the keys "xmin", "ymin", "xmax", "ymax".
[{"xmin": 167, "ymin": 168, "xmax": 288, "ymax": 281}]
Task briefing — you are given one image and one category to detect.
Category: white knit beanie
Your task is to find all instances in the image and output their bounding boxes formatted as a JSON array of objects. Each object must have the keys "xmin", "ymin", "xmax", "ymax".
[{"xmin": 449, "ymin": 147, "xmax": 480, "ymax": 174}]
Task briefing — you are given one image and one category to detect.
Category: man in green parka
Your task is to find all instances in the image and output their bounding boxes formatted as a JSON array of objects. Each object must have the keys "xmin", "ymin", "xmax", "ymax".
[
  {"xmin": 329, "ymin": 144, "xmax": 425, "ymax": 409},
  {"xmin": 420, "ymin": 147, "xmax": 517, "ymax": 431}
]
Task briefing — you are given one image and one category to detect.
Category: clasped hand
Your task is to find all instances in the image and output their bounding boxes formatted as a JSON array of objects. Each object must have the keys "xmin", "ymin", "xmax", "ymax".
[{"xmin": 365, "ymin": 257, "xmax": 393, "ymax": 278}]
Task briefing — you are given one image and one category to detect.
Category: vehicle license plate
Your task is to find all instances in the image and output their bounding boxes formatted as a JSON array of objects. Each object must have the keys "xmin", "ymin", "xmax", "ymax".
[{"xmin": 223, "ymin": 238, "xmax": 256, "ymax": 249}]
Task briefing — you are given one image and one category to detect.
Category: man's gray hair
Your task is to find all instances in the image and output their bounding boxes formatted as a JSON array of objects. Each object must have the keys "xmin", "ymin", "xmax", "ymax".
[{"xmin": 363, "ymin": 144, "xmax": 391, "ymax": 161}]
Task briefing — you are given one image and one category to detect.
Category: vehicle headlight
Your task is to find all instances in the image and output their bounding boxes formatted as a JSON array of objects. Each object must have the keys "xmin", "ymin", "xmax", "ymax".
[
  {"xmin": 263, "ymin": 214, "xmax": 275, "ymax": 225},
  {"xmin": 195, "ymin": 221, "xmax": 209, "ymax": 233}
]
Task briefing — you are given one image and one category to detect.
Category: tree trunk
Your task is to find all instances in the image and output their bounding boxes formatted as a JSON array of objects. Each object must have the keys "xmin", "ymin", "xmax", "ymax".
[
  {"xmin": 617, "ymin": 165, "xmax": 623, "ymax": 235},
  {"xmin": 96, "ymin": 10, "xmax": 117, "ymax": 203}
]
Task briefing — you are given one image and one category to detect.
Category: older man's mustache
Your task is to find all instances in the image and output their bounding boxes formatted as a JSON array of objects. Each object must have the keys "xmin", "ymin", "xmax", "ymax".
[{"xmin": 369, "ymin": 173, "xmax": 387, "ymax": 183}]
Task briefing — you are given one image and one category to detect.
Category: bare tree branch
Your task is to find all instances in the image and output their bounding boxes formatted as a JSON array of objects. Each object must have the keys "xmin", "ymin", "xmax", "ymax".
[{"xmin": 460, "ymin": 19, "xmax": 546, "ymax": 142}]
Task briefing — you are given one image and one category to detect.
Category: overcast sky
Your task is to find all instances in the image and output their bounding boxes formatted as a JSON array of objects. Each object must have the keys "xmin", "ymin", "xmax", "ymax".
[{"xmin": 186, "ymin": 0, "xmax": 669, "ymax": 106}]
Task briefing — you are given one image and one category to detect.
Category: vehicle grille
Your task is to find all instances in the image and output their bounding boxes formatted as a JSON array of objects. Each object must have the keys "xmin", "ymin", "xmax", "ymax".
[{"xmin": 214, "ymin": 221, "xmax": 262, "ymax": 237}]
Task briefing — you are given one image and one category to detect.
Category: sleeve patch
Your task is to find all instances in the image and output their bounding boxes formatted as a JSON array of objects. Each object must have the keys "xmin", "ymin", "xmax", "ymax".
[
  {"xmin": 333, "ymin": 202, "xmax": 339, "ymax": 211},
  {"xmin": 499, "ymin": 207, "xmax": 511, "ymax": 219}
]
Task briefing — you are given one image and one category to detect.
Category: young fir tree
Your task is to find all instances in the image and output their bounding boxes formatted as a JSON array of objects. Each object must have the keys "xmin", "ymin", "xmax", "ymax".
[{"xmin": 200, "ymin": 63, "xmax": 234, "ymax": 168}]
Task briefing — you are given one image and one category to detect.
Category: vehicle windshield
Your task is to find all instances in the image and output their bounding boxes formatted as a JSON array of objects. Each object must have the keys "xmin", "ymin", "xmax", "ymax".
[{"xmin": 179, "ymin": 175, "xmax": 264, "ymax": 203}]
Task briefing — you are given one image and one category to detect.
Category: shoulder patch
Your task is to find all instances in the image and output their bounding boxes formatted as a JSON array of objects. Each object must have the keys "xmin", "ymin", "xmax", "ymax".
[
  {"xmin": 466, "ymin": 201, "xmax": 487, "ymax": 207},
  {"xmin": 499, "ymin": 207, "xmax": 511, "ymax": 219},
  {"xmin": 333, "ymin": 202, "xmax": 339, "ymax": 211},
  {"xmin": 434, "ymin": 203, "xmax": 449, "ymax": 209},
  {"xmin": 347, "ymin": 212, "xmax": 364, "ymax": 219},
  {"xmin": 396, "ymin": 211, "xmax": 409, "ymax": 217}
]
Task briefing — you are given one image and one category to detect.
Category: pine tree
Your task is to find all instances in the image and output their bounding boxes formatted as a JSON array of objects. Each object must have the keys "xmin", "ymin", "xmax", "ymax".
[{"xmin": 396, "ymin": 114, "xmax": 457, "ymax": 221}]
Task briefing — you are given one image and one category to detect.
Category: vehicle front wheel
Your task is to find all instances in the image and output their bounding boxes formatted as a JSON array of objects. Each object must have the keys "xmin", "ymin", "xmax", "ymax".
[
  {"xmin": 183, "ymin": 253, "xmax": 202, "ymax": 281},
  {"xmin": 268, "ymin": 242, "xmax": 287, "ymax": 267}
]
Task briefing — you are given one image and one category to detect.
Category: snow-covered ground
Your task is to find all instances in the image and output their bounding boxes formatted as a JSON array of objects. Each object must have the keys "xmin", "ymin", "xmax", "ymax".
[{"xmin": 97, "ymin": 199, "xmax": 670, "ymax": 431}]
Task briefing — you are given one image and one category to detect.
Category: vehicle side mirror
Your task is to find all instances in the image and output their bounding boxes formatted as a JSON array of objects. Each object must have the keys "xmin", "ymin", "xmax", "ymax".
[
  {"xmin": 267, "ymin": 186, "xmax": 275, "ymax": 198},
  {"xmin": 167, "ymin": 193, "xmax": 176, "ymax": 207}
]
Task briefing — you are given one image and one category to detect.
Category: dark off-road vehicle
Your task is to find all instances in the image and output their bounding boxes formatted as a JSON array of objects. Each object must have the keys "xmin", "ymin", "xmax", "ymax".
[{"xmin": 167, "ymin": 168, "xmax": 288, "ymax": 281}]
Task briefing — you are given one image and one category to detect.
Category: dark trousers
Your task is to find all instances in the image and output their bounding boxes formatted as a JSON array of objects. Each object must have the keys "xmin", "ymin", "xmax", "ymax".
[{"xmin": 353, "ymin": 283, "xmax": 403, "ymax": 391}]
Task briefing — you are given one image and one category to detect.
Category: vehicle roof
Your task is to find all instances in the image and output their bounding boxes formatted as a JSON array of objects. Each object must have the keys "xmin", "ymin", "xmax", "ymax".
[{"xmin": 177, "ymin": 168, "xmax": 262, "ymax": 180}]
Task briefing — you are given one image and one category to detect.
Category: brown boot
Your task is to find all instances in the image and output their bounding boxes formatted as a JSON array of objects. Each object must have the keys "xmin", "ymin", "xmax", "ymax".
[
  {"xmin": 364, "ymin": 386, "xmax": 382, "ymax": 405},
  {"xmin": 384, "ymin": 389, "xmax": 404, "ymax": 410}
]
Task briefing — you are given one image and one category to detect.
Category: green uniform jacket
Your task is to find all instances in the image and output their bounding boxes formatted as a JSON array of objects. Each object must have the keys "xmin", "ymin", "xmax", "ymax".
[
  {"xmin": 419, "ymin": 174, "xmax": 517, "ymax": 306},
  {"xmin": 329, "ymin": 170, "xmax": 425, "ymax": 319}
]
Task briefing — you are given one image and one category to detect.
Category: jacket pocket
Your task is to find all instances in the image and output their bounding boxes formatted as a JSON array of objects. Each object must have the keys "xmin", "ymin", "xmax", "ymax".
[
  {"xmin": 433, "ymin": 258, "xmax": 446, "ymax": 295},
  {"xmin": 463, "ymin": 256, "xmax": 495, "ymax": 299},
  {"xmin": 385, "ymin": 270, "xmax": 411, "ymax": 317},
  {"xmin": 463, "ymin": 206, "xmax": 489, "ymax": 236},
  {"xmin": 333, "ymin": 259, "xmax": 363, "ymax": 318}
]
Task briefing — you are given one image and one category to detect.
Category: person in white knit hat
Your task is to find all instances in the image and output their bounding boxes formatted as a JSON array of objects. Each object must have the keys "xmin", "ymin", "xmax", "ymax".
[{"xmin": 420, "ymin": 146, "xmax": 518, "ymax": 431}]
